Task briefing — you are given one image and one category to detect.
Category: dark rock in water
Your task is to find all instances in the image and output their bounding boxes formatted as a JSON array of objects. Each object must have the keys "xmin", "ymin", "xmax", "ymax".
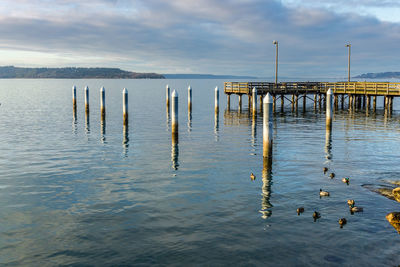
[
  {"xmin": 392, "ymin": 187, "xmax": 400, "ymax": 203},
  {"xmin": 386, "ymin": 212, "xmax": 400, "ymax": 234},
  {"xmin": 362, "ymin": 184, "xmax": 396, "ymax": 200}
]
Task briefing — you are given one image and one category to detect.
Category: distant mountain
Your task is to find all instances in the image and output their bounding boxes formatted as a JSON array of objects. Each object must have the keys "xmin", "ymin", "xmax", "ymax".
[
  {"xmin": 0, "ymin": 66, "xmax": 164, "ymax": 79},
  {"xmin": 354, "ymin": 72, "xmax": 400, "ymax": 79},
  {"xmin": 164, "ymin": 74, "xmax": 258, "ymax": 79}
]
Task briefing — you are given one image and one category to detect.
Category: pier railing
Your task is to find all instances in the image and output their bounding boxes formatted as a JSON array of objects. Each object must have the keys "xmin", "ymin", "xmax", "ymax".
[{"xmin": 224, "ymin": 81, "xmax": 400, "ymax": 96}]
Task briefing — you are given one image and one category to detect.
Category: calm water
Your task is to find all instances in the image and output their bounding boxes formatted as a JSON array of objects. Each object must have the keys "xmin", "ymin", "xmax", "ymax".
[{"xmin": 1, "ymin": 79, "xmax": 400, "ymax": 266}]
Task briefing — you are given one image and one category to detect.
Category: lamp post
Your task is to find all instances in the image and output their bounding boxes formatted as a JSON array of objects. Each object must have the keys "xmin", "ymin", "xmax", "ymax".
[
  {"xmin": 345, "ymin": 43, "xmax": 351, "ymax": 82},
  {"xmin": 273, "ymin": 40, "xmax": 278, "ymax": 84}
]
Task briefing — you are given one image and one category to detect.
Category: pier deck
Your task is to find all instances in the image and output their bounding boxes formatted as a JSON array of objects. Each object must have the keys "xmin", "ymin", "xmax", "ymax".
[{"xmin": 224, "ymin": 81, "xmax": 400, "ymax": 96}]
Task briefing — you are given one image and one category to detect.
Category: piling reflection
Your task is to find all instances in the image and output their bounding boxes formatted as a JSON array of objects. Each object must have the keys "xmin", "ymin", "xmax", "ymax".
[
  {"xmin": 100, "ymin": 120, "xmax": 106, "ymax": 143},
  {"xmin": 214, "ymin": 112, "xmax": 219, "ymax": 141},
  {"xmin": 251, "ymin": 114, "xmax": 257, "ymax": 149},
  {"xmin": 188, "ymin": 112, "xmax": 192, "ymax": 132},
  {"xmin": 166, "ymin": 106, "xmax": 170, "ymax": 131},
  {"xmin": 72, "ymin": 115, "xmax": 77, "ymax": 135},
  {"xmin": 260, "ymin": 153, "xmax": 273, "ymax": 219},
  {"xmin": 223, "ymin": 108, "xmax": 251, "ymax": 126},
  {"xmin": 325, "ymin": 127, "xmax": 332, "ymax": 161},
  {"xmin": 123, "ymin": 124, "xmax": 129, "ymax": 157},
  {"xmin": 85, "ymin": 113, "xmax": 90, "ymax": 135},
  {"xmin": 171, "ymin": 132, "xmax": 179, "ymax": 170}
]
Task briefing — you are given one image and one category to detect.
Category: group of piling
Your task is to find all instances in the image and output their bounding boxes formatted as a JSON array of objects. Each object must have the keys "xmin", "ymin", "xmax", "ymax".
[{"xmin": 72, "ymin": 85, "xmax": 129, "ymax": 126}]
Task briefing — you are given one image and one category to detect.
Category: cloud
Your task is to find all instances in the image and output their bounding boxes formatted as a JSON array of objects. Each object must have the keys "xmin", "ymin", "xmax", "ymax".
[{"xmin": 0, "ymin": 0, "xmax": 398, "ymax": 77}]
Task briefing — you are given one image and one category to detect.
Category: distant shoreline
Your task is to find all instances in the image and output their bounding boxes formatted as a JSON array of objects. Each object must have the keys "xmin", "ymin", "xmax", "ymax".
[{"xmin": 0, "ymin": 66, "xmax": 165, "ymax": 79}]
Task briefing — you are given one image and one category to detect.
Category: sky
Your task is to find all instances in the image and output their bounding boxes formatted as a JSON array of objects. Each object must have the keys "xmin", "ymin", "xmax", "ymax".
[{"xmin": 0, "ymin": 0, "xmax": 399, "ymax": 78}]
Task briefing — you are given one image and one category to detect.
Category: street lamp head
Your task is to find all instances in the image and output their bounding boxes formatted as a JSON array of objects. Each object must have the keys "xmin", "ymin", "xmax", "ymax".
[{"xmin": 273, "ymin": 40, "xmax": 278, "ymax": 45}]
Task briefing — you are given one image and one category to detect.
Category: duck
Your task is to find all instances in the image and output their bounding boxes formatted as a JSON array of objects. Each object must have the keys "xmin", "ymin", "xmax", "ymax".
[
  {"xmin": 313, "ymin": 211, "xmax": 321, "ymax": 221},
  {"xmin": 339, "ymin": 218, "xmax": 347, "ymax": 228},
  {"xmin": 250, "ymin": 173, "xmax": 256, "ymax": 180},
  {"xmin": 347, "ymin": 199, "xmax": 355, "ymax": 207},
  {"xmin": 329, "ymin": 173, "xmax": 335, "ymax": 179},
  {"xmin": 342, "ymin": 177, "xmax": 350, "ymax": 185},
  {"xmin": 297, "ymin": 207, "xmax": 305, "ymax": 215},
  {"xmin": 323, "ymin": 167, "xmax": 328, "ymax": 174},
  {"xmin": 350, "ymin": 205, "xmax": 363, "ymax": 213},
  {"xmin": 320, "ymin": 189, "xmax": 330, "ymax": 197}
]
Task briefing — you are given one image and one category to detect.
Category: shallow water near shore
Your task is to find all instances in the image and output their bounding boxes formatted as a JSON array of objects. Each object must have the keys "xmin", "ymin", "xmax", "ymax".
[{"xmin": 1, "ymin": 79, "xmax": 400, "ymax": 265}]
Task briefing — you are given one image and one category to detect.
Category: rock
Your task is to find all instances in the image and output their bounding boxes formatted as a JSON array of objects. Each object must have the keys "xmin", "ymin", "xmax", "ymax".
[
  {"xmin": 386, "ymin": 212, "xmax": 400, "ymax": 234},
  {"xmin": 392, "ymin": 187, "xmax": 400, "ymax": 203}
]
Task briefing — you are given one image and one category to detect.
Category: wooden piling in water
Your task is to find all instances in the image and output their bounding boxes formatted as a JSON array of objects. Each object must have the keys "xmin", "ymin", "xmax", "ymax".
[
  {"xmin": 373, "ymin": 96, "xmax": 377, "ymax": 112},
  {"xmin": 302, "ymin": 93, "xmax": 306, "ymax": 112},
  {"xmin": 280, "ymin": 94, "xmax": 284, "ymax": 112},
  {"xmin": 84, "ymin": 86, "xmax": 89, "ymax": 114},
  {"xmin": 166, "ymin": 85, "xmax": 170, "ymax": 108},
  {"xmin": 292, "ymin": 94, "xmax": 295, "ymax": 111},
  {"xmin": 272, "ymin": 95, "xmax": 276, "ymax": 112},
  {"xmin": 263, "ymin": 93, "xmax": 273, "ymax": 158},
  {"xmin": 122, "ymin": 88, "xmax": 128, "ymax": 126},
  {"xmin": 252, "ymin": 87, "xmax": 257, "ymax": 115},
  {"xmin": 314, "ymin": 94, "xmax": 317, "ymax": 110},
  {"xmin": 100, "ymin": 86, "xmax": 105, "ymax": 121},
  {"xmin": 366, "ymin": 95, "xmax": 370, "ymax": 110},
  {"xmin": 326, "ymin": 88, "xmax": 333, "ymax": 130},
  {"xmin": 172, "ymin": 90, "xmax": 178, "ymax": 134},
  {"xmin": 341, "ymin": 95, "xmax": 344, "ymax": 109},
  {"xmin": 215, "ymin": 86, "xmax": 219, "ymax": 113},
  {"xmin": 227, "ymin": 94, "xmax": 231, "ymax": 110},
  {"xmin": 295, "ymin": 94, "xmax": 298, "ymax": 111},
  {"xmin": 72, "ymin": 85, "xmax": 77, "ymax": 112},
  {"xmin": 188, "ymin": 85, "xmax": 192, "ymax": 113},
  {"xmin": 318, "ymin": 93, "xmax": 322, "ymax": 110}
]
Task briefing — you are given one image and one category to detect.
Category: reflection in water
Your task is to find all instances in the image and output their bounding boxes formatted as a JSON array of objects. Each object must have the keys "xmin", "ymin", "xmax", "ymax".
[
  {"xmin": 85, "ymin": 113, "xmax": 90, "ymax": 135},
  {"xmin": 260, "ymin": 155, "xmax": 273, "ymax": 219},
  {"xmin": 100, "ymin": 120, "xmax": 106, "ymax": 143},
  {"xmin": 72, "ymin": 111, "xmax": 77, "ymax": 135},
  {"xmin": 188, "ymin": 112, "xmax": 192, "ymax": 132},
  {"xmin": 223, "ymin": 108, "xmax": 251, "ymax": 126},
  {"xmin": 214, "ymin": 112, "xmax": 219, "ymax": 141},
  {"xmin": 123, "ymin": 124, "xmax": 129, "ymax": 157},
  {"xmin": 251, "ymin": 114, "xmax": 257, "ymax": 150},
  {"xmin": 325, "ymin": 127, "xmax": 332, "ymax": 162},
  {"xmin": 166, "ymin": 106, "xmax": 170, "ymax": 131},
  {"xmin": 171, "ymin": 132, "xmax": 179, "ymax": 170}
]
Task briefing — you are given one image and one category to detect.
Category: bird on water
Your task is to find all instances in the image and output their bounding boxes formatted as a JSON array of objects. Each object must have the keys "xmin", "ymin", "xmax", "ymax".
[
  {"xmin": 320, "ymin": 189, "xmax": 330, "ymax": 197},
  {"xmin": 342, "ymin": 177, "xmax": 350, "ymax": 185},
  {"xmin": 339, "ymin": 218, "xmax": 347, "ymax": 228},
  {"xmin": 313, "ymin": 211, "xmax": 321, "ymax": 221},
  {"xmin": 329, "ymin": 173, "xmax": 335, "ymax": 179},
  {"xmin": 323, "ymin": 167, "xmax": 328, "ymax": 174},
  {"xmin": 297, "ymin": 207, "xmax": 305, "ymax": 215},
  {"xmin": 250, "ymin": 173, "xmax": 256, "ymax": 180}
]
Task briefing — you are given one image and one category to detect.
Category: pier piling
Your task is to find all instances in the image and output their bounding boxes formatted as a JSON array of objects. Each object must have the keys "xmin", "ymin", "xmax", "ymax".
[
  {"xmin": 172, "ymin": 90, "xmax": 179, "ymax": 134},
  {"xmin": 72, "ymin": 85, "xmax": 77, "ymax": 113},
  {"xmin": 326, "ymin": 88, "xmax": 333, "ymax": 130},
  {"xmin": 84, "ymin": 86, "xmax": 89, "ymax": 114},
  {"xmin": 166, "ymin": 85, "xmax": 170, "ymax": 108},
  {"xmin": 188, "ymin": 85, "xmax": 192, "ymax": 112},
  {"xmin": 263, "ymin": 93, "xmax": 273, "ymax": 158},
  {"xmin": 252, "ymin": 87, "xmax": 257, "ymax": 115},
  {"xmin": 123, "ymin": 88, "xmax": 128, "ymax": 126},
  {"xmin": 215, "ymin": 86, "xmax": 219, "ymax": 113},
  {"xmin": 100, "ymin": 87, "xmax": 105, "ymax": 121}
]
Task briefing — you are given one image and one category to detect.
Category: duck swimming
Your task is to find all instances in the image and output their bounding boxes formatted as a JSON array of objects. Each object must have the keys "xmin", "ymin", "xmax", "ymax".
[
  {"xmin": 350, "ymin": 205, "xmax": 363, "ymax": 213},
  {"xmin": 320, "ymin": 189, "xmax": 330, "ymax": 197},
  {"xmin": 347, "ymin": 199, "xmax": 355, "ymax": 207},
  {"xmin": 313, "ymin": 211, "xmax": 321, "ymax": 221},
  {"xmin": 250, "ymin": 173, "xmax": 256, "ymax": 180},
  {"xmin": 342, "ymin": 177, "xmax": 350, "ymax": 185},
  {"xmin": 339, "ymin": 218, "xmax": 347, "ymax": 228},
  {"xmin": 323, "ymin": 167, "xmax": 328, "ymax": 174},
  {"xmin": 297, "ymin": 207, "xmax": 305, "ymax": 215},
  {"xmin": 329, "ymin": 173, "xmax": 335, "ymax": 179}
]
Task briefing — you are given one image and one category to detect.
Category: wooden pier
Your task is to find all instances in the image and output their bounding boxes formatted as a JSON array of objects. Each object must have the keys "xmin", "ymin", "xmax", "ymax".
[{"xmin": 224, "ymin": 81, "xmax": 400, "ymax": 112}]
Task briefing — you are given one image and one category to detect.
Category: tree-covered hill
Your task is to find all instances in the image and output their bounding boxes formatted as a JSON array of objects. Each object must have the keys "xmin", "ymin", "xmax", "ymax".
[{"xmin": 0, "ymin": 66, "xmax": 165, "ymax": 79}]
